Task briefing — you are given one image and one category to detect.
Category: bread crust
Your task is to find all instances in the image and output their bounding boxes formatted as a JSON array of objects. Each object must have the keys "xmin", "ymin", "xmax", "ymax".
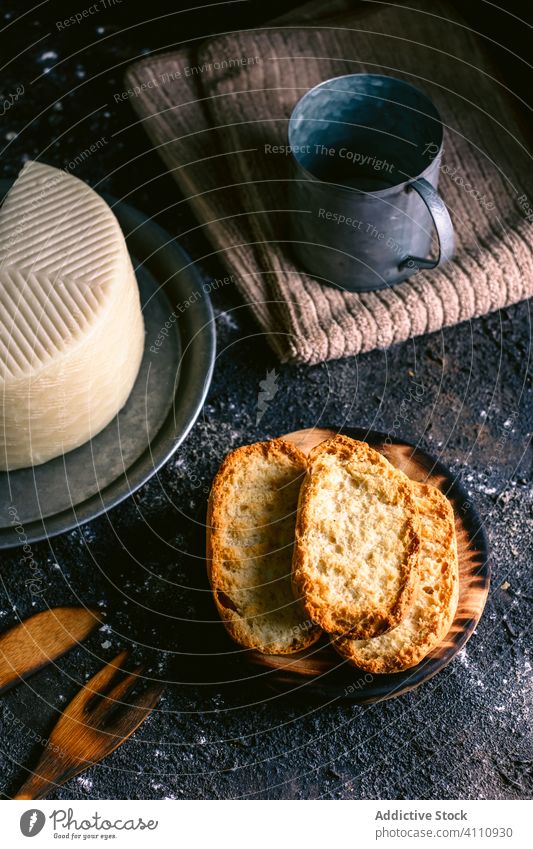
[
  {"xmin": 334, "ymin": 482, "xmax": 459, "ymax": 673},
  {"xmin": 292, "ymin": 435, "xmax": 420, "ymax": 638},
  {"xmin": 207, "ymin": 438, "xmax": 322, "ymax": 654}
]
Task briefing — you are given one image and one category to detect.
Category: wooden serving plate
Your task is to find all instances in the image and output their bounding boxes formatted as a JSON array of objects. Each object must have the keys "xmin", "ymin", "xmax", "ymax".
[{"xmin": 212, "ymin": 427, "xmax": 490, "ymax": 704}]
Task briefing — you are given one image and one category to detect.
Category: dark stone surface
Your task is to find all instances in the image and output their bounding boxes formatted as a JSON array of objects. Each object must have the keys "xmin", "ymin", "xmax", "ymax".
[{"xmin": 0, "ymin": 1, "xmax": 531, "ymax": 801}]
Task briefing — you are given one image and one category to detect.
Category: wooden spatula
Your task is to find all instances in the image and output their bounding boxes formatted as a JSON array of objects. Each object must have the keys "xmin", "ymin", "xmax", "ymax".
[
  {"xmin": 0, "ymin": 607, "xmax": 102, "ymax": 695},
  {"xmin": 13, "ymin": 649, "xmax": 164, "ymax": 800}
]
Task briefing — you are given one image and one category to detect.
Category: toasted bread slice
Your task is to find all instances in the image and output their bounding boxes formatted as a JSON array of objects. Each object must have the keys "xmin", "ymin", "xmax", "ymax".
[
  {"xmin": 292, "ymin": 435, "xmax": 420, "ymax": 638},
  {"xmin": 207, "ymin": 439, "xmax": 322, "ymax": 654},
  {"xmin": 334, "ymin": 482, "xmax": 459, "ymax": 673}
]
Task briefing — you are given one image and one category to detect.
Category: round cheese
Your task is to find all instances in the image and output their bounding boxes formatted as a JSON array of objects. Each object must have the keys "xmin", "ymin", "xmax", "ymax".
[{"xmin": 0, "ymin": 161, "xmax": 145, "ymax": 470}]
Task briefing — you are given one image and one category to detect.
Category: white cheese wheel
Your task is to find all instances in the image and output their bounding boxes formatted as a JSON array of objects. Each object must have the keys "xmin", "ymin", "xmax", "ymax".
[{"xmin": 0, "ymin": 161, "xmax": 145, "ymax": 470}]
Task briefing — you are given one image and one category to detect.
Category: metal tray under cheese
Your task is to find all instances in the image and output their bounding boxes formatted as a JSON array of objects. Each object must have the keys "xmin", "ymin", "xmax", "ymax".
[{"xmin": 0, "ymin": 182, "xmax": 215, "ymax": 548}]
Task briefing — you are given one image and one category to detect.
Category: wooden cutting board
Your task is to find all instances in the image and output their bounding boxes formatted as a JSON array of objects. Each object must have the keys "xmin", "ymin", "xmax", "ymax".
[{"xmin": 209, "ymin": 427, "xmax": 490, "ymax": 703}]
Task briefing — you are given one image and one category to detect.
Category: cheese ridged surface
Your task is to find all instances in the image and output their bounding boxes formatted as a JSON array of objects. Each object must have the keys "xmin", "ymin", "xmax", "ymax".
[{"xmin": 0, "ymin": 161, "xmax": 144, "ymax": 469}]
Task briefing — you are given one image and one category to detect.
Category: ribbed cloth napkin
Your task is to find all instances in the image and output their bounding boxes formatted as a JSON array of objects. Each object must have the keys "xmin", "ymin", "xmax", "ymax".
[{"xmin": 126, "ymin": 0, "xmax": 533, "ymax": 364}]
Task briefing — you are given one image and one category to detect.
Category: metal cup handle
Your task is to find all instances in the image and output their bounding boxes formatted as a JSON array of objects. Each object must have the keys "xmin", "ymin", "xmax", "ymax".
[{"xmin": 399, "ymin": 177, "xmax": 455, "ymax": 271}]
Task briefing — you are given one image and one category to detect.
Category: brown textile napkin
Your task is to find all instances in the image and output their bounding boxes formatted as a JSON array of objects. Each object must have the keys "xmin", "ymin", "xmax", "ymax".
[{"xmin": 126, "ymin": 0, "xmax": 533, "ymax": 364}]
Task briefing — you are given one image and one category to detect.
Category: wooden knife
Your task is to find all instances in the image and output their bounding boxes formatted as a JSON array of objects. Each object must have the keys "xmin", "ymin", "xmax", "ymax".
[{"xmin": 0, "ymin": 607, "xmax": 102, "ymax": 695}]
